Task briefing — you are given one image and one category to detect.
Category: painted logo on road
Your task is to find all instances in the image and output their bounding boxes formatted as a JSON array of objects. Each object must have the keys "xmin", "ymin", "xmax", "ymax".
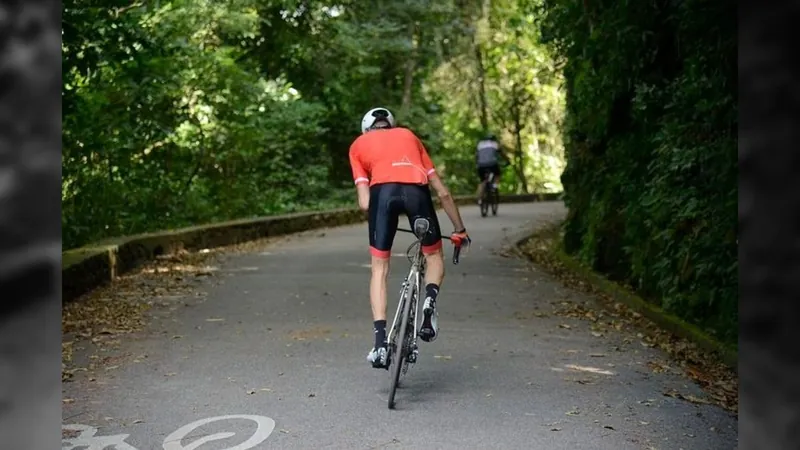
[{"xmin": 63, "ymin": 415, "xmax": 276, "ymax": 450}]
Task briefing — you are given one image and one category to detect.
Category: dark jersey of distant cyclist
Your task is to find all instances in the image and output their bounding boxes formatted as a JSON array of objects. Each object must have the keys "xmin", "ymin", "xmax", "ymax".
[
  {"xmin": 476, "ymin": 139, "xmax": 501, "ymax": 181},
  {"xmin": 476, "ymin": 139, "xmax": 500, "ymax": 167}
]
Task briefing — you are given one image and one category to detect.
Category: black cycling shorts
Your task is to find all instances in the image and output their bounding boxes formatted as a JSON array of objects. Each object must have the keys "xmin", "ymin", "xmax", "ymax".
[
  {"xmin": 477, "ymin": 164, "xmax": 501, "ymax": 182},
  {"xmin": 367, "ymin": 183, "xmax": 443, "ymax": 258}
]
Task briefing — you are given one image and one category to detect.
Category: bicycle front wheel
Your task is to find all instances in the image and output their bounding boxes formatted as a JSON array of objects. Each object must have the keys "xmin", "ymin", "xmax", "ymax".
[{"xmin": 388, "ymin": 280, "xmax": 415, "ymax": 409}]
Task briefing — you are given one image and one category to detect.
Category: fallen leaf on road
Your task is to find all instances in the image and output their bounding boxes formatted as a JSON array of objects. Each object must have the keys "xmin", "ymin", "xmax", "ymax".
[
  {"xmin": 558, "ymin": 324, "xmax": 571, "ymax": 329},
  {"xmin": 550, "ymin": 427, "xmax": 562, "ymax": 431},
  {"xmin": 519, "ymin": 224, "xmax": 739, "ymax": 414},
  {"xmin": 647, "ymin": 361, "xmax": 671, "ymax": 373},
  {"xmin": 206, "ymin": 318, "xmax": 225, "ymax": 322},
  {"xmin": 63, "ymin": 398, "xmax": 75, "ymax": 404},
  {"xmin": 62, "ymin": 429, "xmax": 80, "ymax": 439},
  {"xmin": 589, "ymin": 353, "xmax": 606, "ymax": 358},
  {"xmin": 604, "ymin": 425, "xmax": 615, "ymax": 430},
  {"xmin": 434, "ymin": 355, "xmax": 452, "ymax": 360},
  {"xmin": 663, "ymin": 389, "xmax": 711, "ymax": 406},
  {"xmin": 61, "ymin": 248, "xmax": 231, "ymax": 381}
]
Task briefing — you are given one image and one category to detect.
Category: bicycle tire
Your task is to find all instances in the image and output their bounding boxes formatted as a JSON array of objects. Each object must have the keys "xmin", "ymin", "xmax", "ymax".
[
  {"xmin": 491, "ymin": 188, "xmax": 499, "ymax": 216},
  {"xmin": 388, "ymin": 277, "xmax": 415, "ymax": 409}
]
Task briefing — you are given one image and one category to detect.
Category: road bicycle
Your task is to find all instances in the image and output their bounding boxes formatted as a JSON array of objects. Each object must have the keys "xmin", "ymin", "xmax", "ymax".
[
  {"xmin": 479, "ymin": 171, "xmax": 500, "ymax": 217},
  {"xmin": 385, "ymin": 218, "xmax": 465, "ymax": 409}
]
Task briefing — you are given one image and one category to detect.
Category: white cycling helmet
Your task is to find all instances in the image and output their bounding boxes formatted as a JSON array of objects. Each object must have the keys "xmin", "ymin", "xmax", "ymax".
[{"xmin": 361, "ymin": 107, "xmax": 396, "ymax": 134}]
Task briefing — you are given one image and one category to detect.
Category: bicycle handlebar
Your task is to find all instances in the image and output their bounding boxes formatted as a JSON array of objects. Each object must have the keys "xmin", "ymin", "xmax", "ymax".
[{"xmin": 396, "ymin": 228, "xmax": 466, "ymax": 265}]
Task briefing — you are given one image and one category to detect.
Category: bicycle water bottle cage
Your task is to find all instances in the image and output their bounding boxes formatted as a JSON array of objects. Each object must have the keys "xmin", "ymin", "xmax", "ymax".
[{"xmin": 413, "ymin": 218, "xmax": 430, "ymax": 239}]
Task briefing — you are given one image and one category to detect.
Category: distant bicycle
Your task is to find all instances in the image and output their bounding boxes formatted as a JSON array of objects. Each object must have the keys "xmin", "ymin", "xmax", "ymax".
[
  {"xmin": 479, "ymin": 172, "xmax": 500, "ymax": 217},
  {"xmin": 386, "ymin": 218, "xmax": 465, "ymax": 409}
]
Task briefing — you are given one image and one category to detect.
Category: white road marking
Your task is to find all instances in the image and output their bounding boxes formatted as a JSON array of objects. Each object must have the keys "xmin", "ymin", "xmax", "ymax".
[
  {"xmin": 62, "ymin": 414, "xmax": 277, "ymax": 450},
  {"xmin": 62, "ymin": 424, "xmax": 137, "ymax": 450},
  {"xmin": 161, "ymin": 414, "xmax": 276, "ymax": 450}
]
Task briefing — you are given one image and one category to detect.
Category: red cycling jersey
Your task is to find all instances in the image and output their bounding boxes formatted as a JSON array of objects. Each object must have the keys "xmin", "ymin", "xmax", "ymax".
[{"xmin": 349, "ymin": 127, "xmax": 437, "ymax": 187}]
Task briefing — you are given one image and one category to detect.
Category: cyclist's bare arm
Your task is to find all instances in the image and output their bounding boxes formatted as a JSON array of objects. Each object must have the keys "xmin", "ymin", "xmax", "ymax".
[
  {"xmin": 414, "ymin": 134, "xmax": 465, "ymax": 230},
  {"xmin": 356, "ymin": 183, "xmax": 370, "ymax": 211},
  {"xmin": 429, "ymin": 175, "xmax": 466, "ymax": 231},
  {"xmin": 349, "ymin": 142, "xmax": 370, "ymax": 211}
]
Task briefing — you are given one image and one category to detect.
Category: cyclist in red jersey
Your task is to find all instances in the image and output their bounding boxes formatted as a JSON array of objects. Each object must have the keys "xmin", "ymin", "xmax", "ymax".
[{"xmin": 349, "ymin": 107, "xmax": 471, "ymax": 369}]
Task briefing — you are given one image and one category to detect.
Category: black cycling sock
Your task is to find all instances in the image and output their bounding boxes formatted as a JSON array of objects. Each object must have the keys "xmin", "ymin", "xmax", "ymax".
[
  {"xmin": 425, "ymin": 283, "xmax": 439, "ymax": 302},
  {"xmin": 373, "ymin": 320, "xmax": 387, "ymax": 348}
]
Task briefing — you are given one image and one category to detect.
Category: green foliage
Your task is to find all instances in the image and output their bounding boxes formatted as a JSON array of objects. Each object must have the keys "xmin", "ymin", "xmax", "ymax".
[
  {"xmin": 63, "ymin": 1, "xmax": 331, "ymax": 248},
  {"xmin": 428, "ymin": 0, "xmax": 565, "ymax": 194},
  {"xmin": 537, "ymin": 0, "xmax": 737, "ymax": 343},
  {"xmin": 63, "ymin": 0, "xmax": 567, "ymax": 250}
]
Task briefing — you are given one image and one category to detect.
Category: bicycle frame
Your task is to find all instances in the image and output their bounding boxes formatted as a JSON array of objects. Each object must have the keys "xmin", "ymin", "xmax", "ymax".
[
  {"xmin": 386, "ymin": 222, "xmax": 428, "ymax": 368},
  {"xmin": 386, "ymin": 218, "xmax": 463, "ymax": 409},
  {"xmin": 483, "ymin": 171, "xmax": 497, "ymax": 191}
]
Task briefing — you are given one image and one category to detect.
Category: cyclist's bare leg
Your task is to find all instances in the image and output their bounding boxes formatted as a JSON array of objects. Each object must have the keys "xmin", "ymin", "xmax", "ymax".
[
  {"xmin": 366, "ymin": 255, "xmax": 391, "ymax": 367},
  {"xmin": 420, "ymin": 176, "xmax": 466, "ymax": 342},
  {"xmin": 369, "ymin": 256, "xmax": 390, "ymax": 322},
  {"xmin": 419, "ymin": 248, "xmax": 444, "ymax": 342},
  {"xmin": 423, "ymin": 249, "xmax": 444, "ymax": 287}
]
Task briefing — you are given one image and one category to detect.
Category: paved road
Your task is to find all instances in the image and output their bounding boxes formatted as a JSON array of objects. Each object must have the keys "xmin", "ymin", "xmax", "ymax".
[{"xmin": 62, "ymin": 203, "xmax": 737, "ymax": 450}]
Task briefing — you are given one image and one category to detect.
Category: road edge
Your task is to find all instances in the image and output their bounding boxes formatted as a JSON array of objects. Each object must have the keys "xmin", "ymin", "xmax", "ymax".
[
  {"xmin": 514, "ymin": 223, "xmax": 737, "ymax": 370},
  {"xmin": 63, "ymin": 193, "xmax": 562, "ymax": 303}
]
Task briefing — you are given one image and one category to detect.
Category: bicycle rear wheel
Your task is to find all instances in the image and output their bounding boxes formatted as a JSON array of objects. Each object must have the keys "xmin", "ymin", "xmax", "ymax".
[
  {"xmin": 480, "ymin": 183, "xmax": 489, "ymax": 217},
  {"xmin": 388, "ymin": 280, "xmax": 414, "ymax": 409},
  {"xmin": 491, "ymin": 187, "xmax": 499, "ymax": 216}
]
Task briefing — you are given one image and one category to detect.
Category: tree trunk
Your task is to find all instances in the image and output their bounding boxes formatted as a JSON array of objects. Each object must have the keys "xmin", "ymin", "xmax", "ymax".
[
  {"xmin": 510, "ymin": 84, "xmax": 529, "ymax": 194},
  {"xmin": 582, "ymin": 0, "xmax": 594, "ymax": 33},
  {"xmin": 473, "ymin": 0, "xmax": 490, "ymax": 131},
  {"xmin": 400, "ymin": 25, "xmax": 420, "ymax": 116},
  {"xmin": 474, "ymin": 44, "xmax": 489, "ymax": 131}
]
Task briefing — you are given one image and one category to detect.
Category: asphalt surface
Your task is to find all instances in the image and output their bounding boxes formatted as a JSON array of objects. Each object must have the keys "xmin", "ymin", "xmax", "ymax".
[{"xmin": 62, "ymin": 203, "xmax": 738, "ymax": 450}]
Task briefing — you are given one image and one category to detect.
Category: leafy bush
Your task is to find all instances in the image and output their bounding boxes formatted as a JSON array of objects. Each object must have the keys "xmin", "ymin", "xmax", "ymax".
[
  {"xmin": 538, "ymin": 0, "xmax": 737, "ymax": 343},
  {"xmin": 63, "ymin": 0, "xmax": 567, "ymax": 250}
]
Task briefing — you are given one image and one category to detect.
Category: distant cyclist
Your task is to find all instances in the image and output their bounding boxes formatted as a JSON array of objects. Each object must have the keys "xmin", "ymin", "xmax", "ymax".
[
  {"xmin": 348, "ymin": 106, "xmax": 471, "ymax": 369},
  {"xmin": 475, "ymin": 133, "xmax": 503, "ymax": 204}
]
